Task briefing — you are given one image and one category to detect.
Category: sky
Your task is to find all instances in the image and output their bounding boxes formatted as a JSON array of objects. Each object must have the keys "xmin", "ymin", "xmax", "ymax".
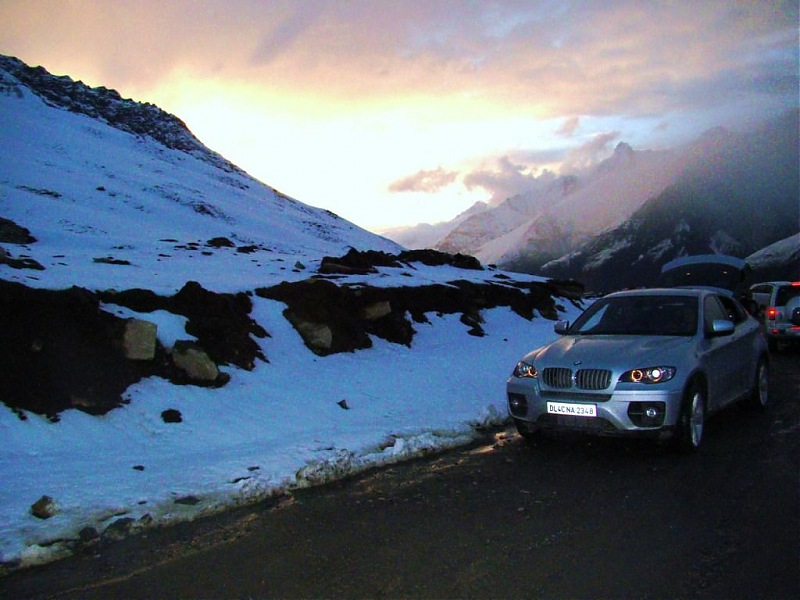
[{"xmin": 0, "ymin": 0, "xmax": 797, "ymax": 231}]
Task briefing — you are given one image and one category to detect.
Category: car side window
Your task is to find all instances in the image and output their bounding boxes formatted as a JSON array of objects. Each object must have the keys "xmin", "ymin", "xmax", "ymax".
[
  {"xmin": 717, "ymin": 295, "xmax": 746, "ymax": 324},
  {"xmin": 703, "ymin": 296, "xmax": 729, "ymax": 333}
]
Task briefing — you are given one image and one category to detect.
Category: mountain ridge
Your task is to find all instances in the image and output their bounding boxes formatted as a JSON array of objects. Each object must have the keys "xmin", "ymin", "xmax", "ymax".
[
  {"xmin": 388, "ymin": 109, "xmax": 799, "ymax": 287},
  {"xmin": 0, "ymin": 54, "xmax": 403, "ymax": 294}
]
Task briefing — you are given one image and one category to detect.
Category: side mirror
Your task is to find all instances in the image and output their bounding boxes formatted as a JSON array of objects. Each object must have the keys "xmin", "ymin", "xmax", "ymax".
[
  {"xmin": 708, "ymin": 319, "xmax": 735, "ymax": 337},
  {"xmin": 554, "ymin": 320, "xmax": 570, "ymax": 335}
]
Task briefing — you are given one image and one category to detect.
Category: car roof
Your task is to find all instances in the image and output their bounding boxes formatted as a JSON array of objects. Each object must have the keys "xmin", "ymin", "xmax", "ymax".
[
  {"xmin": 750, "ymin": 281, "xmax": 793, "ymax": 287},
  {"xmin": 604, "ymin": 287, "xmax": 706, "ymax": 299},
  {"xmin": 660, "ymin": 254, "xmax": 748, "ymax": 272}
]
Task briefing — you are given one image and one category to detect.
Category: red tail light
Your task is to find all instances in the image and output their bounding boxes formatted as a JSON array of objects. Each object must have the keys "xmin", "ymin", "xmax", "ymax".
[{"xmin": 767, "ymin": 307, "xmax": 778, "ymax": 320}]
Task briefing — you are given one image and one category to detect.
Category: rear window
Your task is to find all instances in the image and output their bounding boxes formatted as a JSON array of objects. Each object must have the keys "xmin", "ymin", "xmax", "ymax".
[
  {"xmin": 775, "ymin": 285, "xmax": 800, "ymax": 307},
  {"xmin": 658, "ymin": 262, "xmax": 746, "ymax": 293}
]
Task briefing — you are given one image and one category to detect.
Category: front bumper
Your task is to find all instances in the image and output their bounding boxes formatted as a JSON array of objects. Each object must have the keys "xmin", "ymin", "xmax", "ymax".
[{"xmin": 507, "ymin": 378, "xmax": 684, "ymax": 440}]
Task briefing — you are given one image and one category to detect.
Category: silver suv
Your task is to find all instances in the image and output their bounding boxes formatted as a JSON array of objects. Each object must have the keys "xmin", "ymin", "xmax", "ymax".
[
  {"xmin": 750, "ymin": 281, "xmax": 800, "ymax": 351},
  {"xmin": 507, "ymin": 288, "xmax": 769, "ymax": 451}
]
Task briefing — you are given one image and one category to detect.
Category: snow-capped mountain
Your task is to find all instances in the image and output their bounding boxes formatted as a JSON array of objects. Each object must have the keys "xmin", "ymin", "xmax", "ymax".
[
  {"xmin": 389, "ymin": 141, "xmax": 685, "ymax": 266},
  {"xmin": 536, "ymin": 110, "xmax": 799, "ymax": 290},
  {"xmin": 0, "ymin": 54, "xmax": 401, "ymax": 294},
  {"xmin": 389, "ymin": 110, "xmax": 799, "ymax": 282}
]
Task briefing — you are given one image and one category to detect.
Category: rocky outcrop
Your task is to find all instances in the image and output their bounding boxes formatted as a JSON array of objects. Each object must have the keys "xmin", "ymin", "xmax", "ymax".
[
  {"xmin": 257, "ymin": 250, "xmax": 582, "ymax": 356},
  {"xmin": 0, "ymin": 250, "xmax": 583, "ymax": 417},
  {"xmin": 0, "ymin": 279, "xmax": 265, "ymax": 418}
]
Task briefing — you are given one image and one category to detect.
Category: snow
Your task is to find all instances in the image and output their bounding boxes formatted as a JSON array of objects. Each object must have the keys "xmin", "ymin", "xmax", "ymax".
[
  {"xmin": 0, "ymin": 297, "xmax": 574, "ymax": 569},
  {"xmin": 0, "ymin": 59, "xmax": 580, "ymax": 568},
  {"xmin": 746, "ymin": 233, "xmax": 800, "ymax": 271}
]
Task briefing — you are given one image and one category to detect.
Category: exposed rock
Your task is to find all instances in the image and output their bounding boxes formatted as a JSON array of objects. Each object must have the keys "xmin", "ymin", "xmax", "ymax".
[
  {"xmin": 171, "ymin": 341, "xmax": 220, "ymax": 382},
  {"xmin": 0, "ymin": 216, "xmax": 37, "ymax": 244},
  {"xmin": 122, "ymin": 318, "xmax": 157, "ymax": 360},
  {"xmin": 99, "ymin": 281, "xmax": 269, "ymax": 370},
  {"xmin": 170, "ymin": 281, "xmax": 268, "ymax": 370},
  {"xmin": 398, "ymin": 249, "xmax": 483, "ymax": 270},
  {"xmin": 161, "ymin": 409, "xmax": 182, "ymax": 423},
  {"xmin": 78, "ymin": 526, "xmax": 100, "ymax": 544},
  {"xmin": 206, "ymin": 236, "xmax": 235, "ymax": 248},
  {"xmin": 0, "ymin": 280, "xmax": 156, "ymax": 416},
  {"xmin": 0, "ymin": 246, "xmax": 45, "ymax": 270},
  {"xmin": 30, "ymin": 495, "xmax": 59, "ymax": 519},
  {"xmin": 361, "ymin": 300, "xmax": 392, "ymax": 321},
  {"xmin": 174, "ymin": 495, "xmax": 201, "ymax": 506},
  {"xmin": 257, "ymin": 264, "xmax": 580, "ymax": 355},
  {"xmin": 286, "ymin": 314, "xmax": 333, "ymax": 353},
  {"xmin": 319, "ymin": 248, "xmax": 399, "ymax": 275},
  {"xmin": 103, "ymin": 517, "xmax": 135, "ymax": 540}
]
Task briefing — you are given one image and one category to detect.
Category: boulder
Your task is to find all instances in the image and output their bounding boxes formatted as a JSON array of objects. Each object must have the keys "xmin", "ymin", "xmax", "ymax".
[
  {"xmin": 30, "ymin": 495, "xmax": 60, "ymax": 519},
  {"xmin": 361, "ymin": 300, "xmax": 392, "ymax": 321},
  {"xmin": 171, "ymin": 341, "xmax": 219, "ymax": 382},
  {"xmin": 122, "ymin": 318, "xmax": 157, "ymax": 360},
  {"xmin": 286, "ymin": 314, "xmax": 333, "ymax": 353}
]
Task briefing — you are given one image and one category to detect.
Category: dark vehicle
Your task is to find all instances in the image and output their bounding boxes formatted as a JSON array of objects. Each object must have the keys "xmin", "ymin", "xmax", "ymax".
[
  {"xmin": 750, "ymin": 281, "xmax": 800, "ymax": 351},
  {"xmin": 657, "ymin": 254, "xmax": 756, "ymax": 312}
]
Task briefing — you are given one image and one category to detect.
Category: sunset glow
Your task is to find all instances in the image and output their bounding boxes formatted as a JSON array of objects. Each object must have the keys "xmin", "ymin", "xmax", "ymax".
[{"xmin": 1, "ymin": 0, "xmax": 796, "ymax": 231}]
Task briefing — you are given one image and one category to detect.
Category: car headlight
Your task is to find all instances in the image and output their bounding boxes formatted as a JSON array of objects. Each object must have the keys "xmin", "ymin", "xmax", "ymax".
[
  {"xmin": 619, "ymin": 366, "xmax": 676, "ymax": 384},
  {"xmin": 513, "ymin": 361, "xmax": 538, "ymax": 378}
]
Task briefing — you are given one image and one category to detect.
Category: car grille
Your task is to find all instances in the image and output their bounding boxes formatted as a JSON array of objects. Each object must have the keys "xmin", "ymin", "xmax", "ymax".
[
  {"xmin": 542, "ymin": 368, "xmax": 611, "ymax": 390},
  {"xmin": 542, "ymin": 367, "xmax": 572, "ymax": 388}
]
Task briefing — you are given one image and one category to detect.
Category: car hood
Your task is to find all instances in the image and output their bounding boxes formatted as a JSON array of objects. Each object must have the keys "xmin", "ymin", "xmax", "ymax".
[{"xmin": 528, "ymin": 335, "xmax": 692, "ymax": 369}]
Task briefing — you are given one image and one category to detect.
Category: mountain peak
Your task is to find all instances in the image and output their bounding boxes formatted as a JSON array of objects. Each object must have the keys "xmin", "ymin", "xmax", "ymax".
[{"xmin": 614, "ymin": 141, "xmax": 634, "ymax": 156}]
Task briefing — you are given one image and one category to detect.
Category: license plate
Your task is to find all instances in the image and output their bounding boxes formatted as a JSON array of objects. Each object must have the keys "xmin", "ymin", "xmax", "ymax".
[{"xmin": 547, "ymin": 402, "xmax": 597, "ymax": 418}]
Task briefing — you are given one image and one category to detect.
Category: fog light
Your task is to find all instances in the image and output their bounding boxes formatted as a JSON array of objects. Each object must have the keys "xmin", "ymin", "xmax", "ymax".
[
  {"xmin": 508, "ymin": 393, "xmax": 527, "ymax": 417},
  {"xmin": 627, "ymin": 402, "xmax": 666, "ymax": 427}
]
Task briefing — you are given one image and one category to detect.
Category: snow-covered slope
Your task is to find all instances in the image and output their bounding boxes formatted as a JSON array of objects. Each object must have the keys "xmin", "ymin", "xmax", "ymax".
[
  {"xmin": 746, "ymin": 233, "xmax": 800, "ymax": 280},
  {"xmin": 0, "ymin": 55, "xmax": 401, "ymax": 295},
  {"xmin": 0, "ymin": 55, "xmax": 579, "ymax": 571}
]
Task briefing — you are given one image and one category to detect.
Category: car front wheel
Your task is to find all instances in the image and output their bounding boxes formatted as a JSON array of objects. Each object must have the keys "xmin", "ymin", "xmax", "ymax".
[
  {"xmin": 676, "ymin": 383, "xmax": 706, "ymax": 452},
  {"xmin": 745, "ymin": 358, "xmax": 769, "ymax": 411}
]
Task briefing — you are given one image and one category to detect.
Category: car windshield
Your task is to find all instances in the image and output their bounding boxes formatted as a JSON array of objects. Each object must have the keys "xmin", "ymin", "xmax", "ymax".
[{"xmin": 570, "ymin": 295, "xmax": 698, "ymax": 336}]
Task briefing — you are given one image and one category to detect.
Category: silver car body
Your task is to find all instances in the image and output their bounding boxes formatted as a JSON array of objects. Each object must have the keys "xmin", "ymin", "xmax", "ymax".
[{"xmin": 507, "ymin": 288, "xmax": 768, "ymax": 442}]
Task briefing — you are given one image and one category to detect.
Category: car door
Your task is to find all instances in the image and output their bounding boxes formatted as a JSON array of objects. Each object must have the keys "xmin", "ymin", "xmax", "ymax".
[
  {"xmin": 700, "ymin": 294, "xmax": 741, "ymax": 409},
  {"xmin": 717, "ymin": 294, "xmax": 759, "ymax": 398}
]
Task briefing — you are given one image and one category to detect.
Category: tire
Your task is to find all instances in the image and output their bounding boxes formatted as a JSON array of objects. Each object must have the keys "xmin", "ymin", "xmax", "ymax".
[
  {"xmin": 745, "ymin": 358, "xmax": 769, "ymax": 412},
  {"xmin": 675, "ymin": 382, "xmax": 706, "ymax": 452},
  {"xmin": 514, "ymin": 419, "xmax": 540, "ymax": 445}
]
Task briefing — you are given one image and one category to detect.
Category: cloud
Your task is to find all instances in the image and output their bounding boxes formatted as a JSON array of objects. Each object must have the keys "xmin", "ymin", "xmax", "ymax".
[
  {"xmin": 556, "ymin": 117, "xmax": 581, "ymax": 138},
  {"xmin": 462, "ymin": 156, "xmax": 552, "ymax": 205},
  {"xmin": 388, "ymin": 167, "xmax": 458, "ymax": 193},
  {"xmin": 560, "ymin": 131, "xmax": 621, "ymax": 173},
  {"xmin": 1, "ymin": 0, "xmax": 796, "ymax": 121}
]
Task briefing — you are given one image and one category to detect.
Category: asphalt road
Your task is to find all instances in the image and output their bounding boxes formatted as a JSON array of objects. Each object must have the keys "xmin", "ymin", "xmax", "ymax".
[{"xmin": 3, "ymin": 350, "xmax": 798, "ymax": 599}]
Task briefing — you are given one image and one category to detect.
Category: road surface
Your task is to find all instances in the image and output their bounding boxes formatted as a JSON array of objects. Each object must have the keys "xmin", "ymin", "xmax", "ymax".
[{"xmin": 2, "ymin": 350, "xmax": 798, "ymax": 599}]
